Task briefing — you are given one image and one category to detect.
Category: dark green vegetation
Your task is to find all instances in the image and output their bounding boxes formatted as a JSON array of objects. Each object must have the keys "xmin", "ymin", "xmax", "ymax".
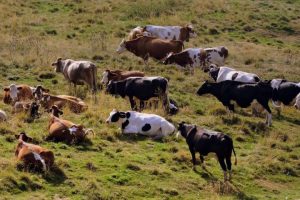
[{"xmin": 0, "ymin": 0, "xmax": 299, "ymax": 199}]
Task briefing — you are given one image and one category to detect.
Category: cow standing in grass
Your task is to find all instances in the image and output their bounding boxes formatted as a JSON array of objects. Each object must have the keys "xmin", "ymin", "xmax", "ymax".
[
  {"xmin": 116, "ymin": 36, "xmax": 184, "ymax": 66},
  {"xmin": 51, "ymin": 58, "xmax": 97, "ymax": 95},
  {"xmin": 177, "ymin": 122, "xmax": 237, "ymax": 181}
]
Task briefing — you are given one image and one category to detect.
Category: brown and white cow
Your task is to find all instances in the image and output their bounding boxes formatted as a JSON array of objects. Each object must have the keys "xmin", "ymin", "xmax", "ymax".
[
  {"xmin": 51, "ymin": 58, "xmax": 97, "ymax": 94},
  {"xmin": 101, "ymin": 69, "xmax": 145, "ymax": 85},
  {"xmin": 40, "ymin": 93, "xmax": 87, "ymax": 113},
  {"xmin": 116, "ymin": 36, "xmax": 184, "ymax": 66},
  {"xmin": 47, "ymin": 109, "xmax": 94, "ymax": 144},
  {"xmin": 3, "ymin": 84, "xmax": 34, "ymax": 105},
  {"xmin": 128, "ymin": 25, "xmax": 196, "ymax": 42},
  {"xmin": 163, "ymin": 47, "xmax": 228, "ymax": 73},
  {"xmin": 15, "ymin": 132, "xmax": 54, "ymax": 172}
]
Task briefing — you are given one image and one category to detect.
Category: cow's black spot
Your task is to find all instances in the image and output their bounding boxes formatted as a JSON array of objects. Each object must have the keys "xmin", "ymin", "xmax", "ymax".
[
  {"xmin": 254, "ymin": 76, "xmax": 260, "ymax": 82},
  {"xmin": 122, "ymin": 120, "xmax": 129, "ymax": 129},
  {"xmin": 142, "ymin": 123, "xmax": 151, "ymax": 132},
  {"xmin": 232, "ymin": 73, "xmax": 238, "ymax": 81},
  {"xmin": 168, "ymin": 32, "xmax": 171, "ymax": 36},
  {"xmin": 126, "ymin": 112, "xmax": 131, "ymax": 118},
  {"xmin": 111, "ymin": 113, "xmax": 120, "ymax": 122}
]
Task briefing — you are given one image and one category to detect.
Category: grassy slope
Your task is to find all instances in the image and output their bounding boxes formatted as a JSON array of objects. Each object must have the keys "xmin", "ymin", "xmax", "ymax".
[{"xmin": 0, "ymin": 0, "xmax": 299, "ymax": 199}]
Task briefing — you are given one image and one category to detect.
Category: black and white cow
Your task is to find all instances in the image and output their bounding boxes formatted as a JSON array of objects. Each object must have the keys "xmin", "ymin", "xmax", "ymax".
[
  {"xmin": 106, "ymin": 109, "xmax": 175, "ymax": 139},
  {"xmin": 271, "ymin": 79, "xmax": 300, "ymax": 108},
  {"xmin": 206, "ymin": 64, "xmax": 260, "ymax": 83},
  {"xmin": 106, "ymin": 76, "xmax": 170, "ymax": 113},
  {"xmin": 177, "ymin": 122, "xmax": 237, "ymax": 181},
  {"xmin": 197, "ymin": 80, "xmax": 273, "ymax": 126}
]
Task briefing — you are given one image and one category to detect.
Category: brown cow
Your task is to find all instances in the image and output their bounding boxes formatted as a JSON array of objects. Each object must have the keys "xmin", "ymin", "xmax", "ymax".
[
  {"xmin": 47, "ymin": 112, "xmax": 94, "ymax": 144},
  {"xmin": 40, "ymin": 93, "xmax": 87, "ymax": 113},
  {"xmin": 116, "ymin": 36, "xmax": 184, "ymax": 66},
  {"xmin": 101, "ymin": 69, "xmax": 145, "ymax": 85},
  {"xmin": 3, "ymin": 84, "xmax": 34, "ymax": 105},
  {"xmin": 15, "ymin": 132, "xmax": 54, "ymax": 172}
]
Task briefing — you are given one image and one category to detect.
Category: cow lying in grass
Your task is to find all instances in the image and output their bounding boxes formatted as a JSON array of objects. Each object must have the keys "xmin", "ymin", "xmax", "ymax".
[
  {"xmin": 40, "ymin": 93, "xmax": 87, "ymax": 113},
  {"xmin": 15, "ymin": 132, "xmax": 54, "ymax": 172},
  {"xmin": 197, "ymin": 80, "xmax": 273, "ymax": 126},
  {"xmin": 177, "ymin": 122, "xmax": 237, "ymax": 181},
  {"xmin": 47, "ymin": 105, "xmax": 94, "ymax": 144},
  {"xmin": 13, "ymin": 101, "xmax": 40, "ymax": 119},
  {"xmin": 3, "ymin": 84, "xmax": 34, "ymax": 105},
  {"xmin": 106, "ymin": 109, "xmax": 175, "ymax": 140}
]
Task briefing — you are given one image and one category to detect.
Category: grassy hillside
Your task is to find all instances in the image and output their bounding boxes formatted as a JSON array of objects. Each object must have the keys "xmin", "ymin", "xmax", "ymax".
[{"xmin": 0, "ymin": 0, "xmax": 299, "ymax": 199}]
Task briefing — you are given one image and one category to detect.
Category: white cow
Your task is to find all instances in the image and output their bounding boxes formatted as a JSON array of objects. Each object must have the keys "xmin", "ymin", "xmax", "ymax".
[
  {"xmin": 106, "ymin": 109, "xmax": 175, "ymax": 139},
  {"xmin": 207, "ymin": 64, "xmax": 260, "ymax": 83}
]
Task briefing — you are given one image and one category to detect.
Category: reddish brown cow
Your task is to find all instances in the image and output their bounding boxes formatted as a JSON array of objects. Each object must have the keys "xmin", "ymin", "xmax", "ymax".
[
  {"xmin": 3, "ymin": 84, "xmax": 34, "ymax": 105},
  {"xmin": 116, "ymin": 36, "xmax": 184, "ymax": 66},
  {"xmin": 101, "ymin": 69, "xmax": 145, "ymax": 85},
  {"xmin": 47, "ymin": 111, "xmax": 94, "ymax": 144},
  {"xmin": 40, "ymin": 93, "xmax": 87, "ymax": 113},
  {"xmin": 15, "ymin": 132, "xmax": 54, "ymax": 172}
]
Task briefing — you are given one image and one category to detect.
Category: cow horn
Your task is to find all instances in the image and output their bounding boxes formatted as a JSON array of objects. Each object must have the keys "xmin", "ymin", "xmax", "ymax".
[{"xmin": 84, "ymin": 129, "xmax": 95, "ymax": 137}]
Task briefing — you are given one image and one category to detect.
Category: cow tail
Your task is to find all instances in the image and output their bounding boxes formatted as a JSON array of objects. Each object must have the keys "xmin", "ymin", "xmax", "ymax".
[{"xmin": 232, "ymin": 142, "xmax": 237, "ymax": 165}]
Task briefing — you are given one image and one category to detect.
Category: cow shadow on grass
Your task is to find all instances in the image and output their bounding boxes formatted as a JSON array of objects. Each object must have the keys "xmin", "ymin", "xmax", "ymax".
[
  {"xmin": 42, "ymin": 165, "xmax": 67, "ymax": 185},
  {"xmin": 275, "ymin": 114, "xmax": 300, "ymax": 126},
  {"xmin": 73, "ymin": 138, "xmax": 94, "ymax": 151},
  {"xmin": 194, "ymin": 168, "xmax": 258, "ymax": 200},
  {"xmin": 115, "ymin": 133, "xmax": 149, "ymax": 143}
]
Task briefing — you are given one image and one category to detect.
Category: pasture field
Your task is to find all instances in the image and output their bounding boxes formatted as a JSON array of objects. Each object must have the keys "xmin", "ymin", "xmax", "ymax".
[{"xmin": 0, "ymin": 0, "xmax": 300, "ymax": 199}]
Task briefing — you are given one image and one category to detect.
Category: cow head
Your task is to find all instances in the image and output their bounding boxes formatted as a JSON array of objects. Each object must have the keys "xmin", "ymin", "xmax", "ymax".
[
  {"xmin": 40, "ymin": 93, "xmax": 51, "ymax": 108},
  {"xmin": 69, "ymin": 125, "xmax": 95, "ymax": 143},
  {"xmin": 33, "ymin": 85, "xmax": 50, "ymax": 101},
  {"xmin": 186, "ymin": 24, "xmax": 197, "ymax": 38},
  {"xmin": 15, "ymin": 132, "xmax": 33, "ymax": 143},
  {"xmin": 163, "ymin": 52, "xmax": 175, "ymax": 65},
  {"xmin": 51, "ymin": 58, "xmax": 63, "ymax": 72},
  {"xmin": 177, "ymin": 122, "xmax": 195, "ymax": 138},
  {"xmin": 116, "ymin": 39, "xmax": 127, "ymax": 54},
  {"xmin": 197, "ymin": 81, "xmax": 214, "ymax": 96},
  {"xmin": 3, "ymin": 84, "xmax": 22, "ymax": 104},
  {"xmin": 106, "ymin": 109, "xmax": 130, "ymax": 124},
  {"xmin": 206, "ymin": 64, "xmax": 220, "ymax": 81},
  {"xmin": 101, "ymin": 70, "xmax": 110, "ymax": 85},
  {"xmin": 49, "ymin": 105, "xmax": 63, "ymax": 117}
]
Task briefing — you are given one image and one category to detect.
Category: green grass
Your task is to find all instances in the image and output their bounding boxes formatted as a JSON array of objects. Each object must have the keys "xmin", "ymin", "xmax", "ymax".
[{"xmin": 0, "ymin": 0, "xmax": 300, "ymax": 199}]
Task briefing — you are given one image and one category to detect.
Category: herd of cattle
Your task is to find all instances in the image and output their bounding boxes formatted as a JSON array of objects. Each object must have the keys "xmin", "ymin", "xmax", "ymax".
[{"xmin": 1, "ymin": 25, "xmax": 300, "ymax": 181}]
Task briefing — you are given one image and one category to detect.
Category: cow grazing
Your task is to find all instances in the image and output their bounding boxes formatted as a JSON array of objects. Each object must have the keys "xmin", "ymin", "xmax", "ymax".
[
  {"xmin": 3, "ymin": 84, "xmax": 34, "ymax": 105},
  {"xmin": 197, "ymin": 81, "xmax": 273, "ymax": 126},
  {"xmin": 101, "ymin": 69, "xmax": 145, "ymax": 85},
  {"xmin": 106, "ymin": 76, "xmax": 170, "ymax": 113},
  {"xmin": 142, "ymin": 25, "xmax": 197, "ymax": 42},
  {"xmin": 15, "ymin": 132, "xmax": 54, "ymax": 172},
  {"xmin": 52, "ymin": 58, "xmax": 97, "ymax": 94},
  {"xmin": 106, "ymin": 109, "xmax": 175, "ymax": 139},
  {"xmin": 163, "ymin": 47, "xmax": 228, "ymax": 73},
  {"xmin": 116, "ymin": 36, "xmax": 184, "ymax": 66},
  {"xmin": 47, "ymin": 113, "xmax": 94, "ymax": 144},
  {"xmin": 0, "ymin": 109, "xmax": 7, "ymax": 121},
  {"xmin": 206, "ymin": 64, "xmax": 260, "ymax": 83},
  {"xmin": 40, "ymin": 93, "xmax": 87, "ymax": 113},
  {"xmin": 177, "ymin": 122, "xmax": 237, "ymax": 181}
]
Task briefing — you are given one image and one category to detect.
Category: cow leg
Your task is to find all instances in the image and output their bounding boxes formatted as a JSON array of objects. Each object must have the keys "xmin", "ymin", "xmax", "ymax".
[
  {"xmin": 225, "ymin": 156, "xmax": 232, "ymax": 180},
  {"xmin": 139, "ymin": 101, "xmax": 145, "ymax": 111},
  {"xmin": 143, "ymin": 54, "xmax": 150, "ymax": 68},
  {"xmin": 200, "ymin": 155, "xmax": 206, "ymax": 169},
  {"xmin": 190, "ymin": 64, "xmax": 194, "ymax": 75},
  {"xmin": 217, "ymin": 155, "xmax": 227, "ymax": 181},
  {"xmin": 189, "ymin": 146, "xmax": 196, "ymax": 170},
  {"xmin": 129, "ymin": 96, "xmax": 137, "ymax": 111},
  {"xmin": 258, "ymin": 99, "xmax": 272, "ymax": 126}
]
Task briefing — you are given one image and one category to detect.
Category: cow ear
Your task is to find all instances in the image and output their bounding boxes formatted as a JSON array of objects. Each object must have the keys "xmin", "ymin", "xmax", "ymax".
[
  {"xmin": 59, "ymin": 110, "xmax": 64, "ymax": 115},
  {"xmin": 44, "ymin": 89, "xmax": 50, "ymax": 92},
  {"xmin": 77, "ymin": 125, "xmax": 84, "ymax": 130},
  {"xmin": 49, "ymin": 108, "xmax": 52, "ymax": 113},
  {"xmin": 14, "ymin": 134, "xmax": 19, "ymax": 139},
  {"xmin": 17, "ymin": 86, "xmax": 23, "ymax": 91},
  {"xmin": 4, "ymin": 87, "xmax": 9, "ymax": 91}
]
